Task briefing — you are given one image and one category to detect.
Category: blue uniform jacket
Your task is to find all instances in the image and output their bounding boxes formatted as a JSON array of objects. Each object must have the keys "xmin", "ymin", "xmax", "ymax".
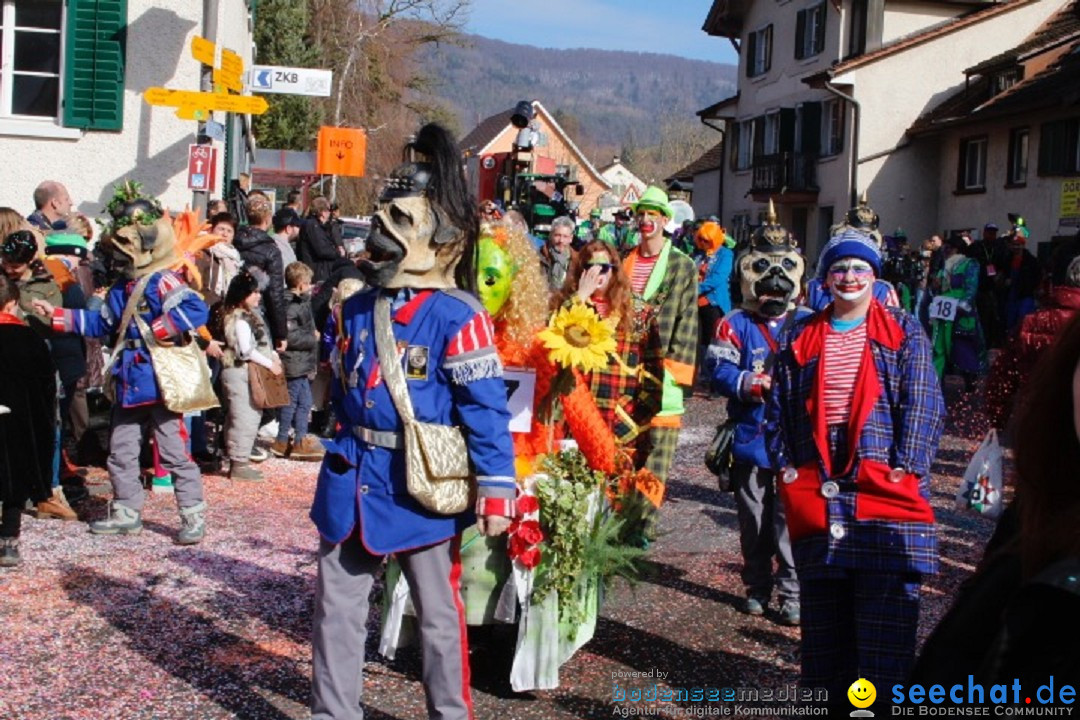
[
  {"xmin": 764, "ymin": 300, "xmax": 945, "ymax": 575},
  {"xmin": 709, "ymin": 308, "xmax": 811, "ymax": 468},
  {"xmin": 53, "ymin": 271, "xmax": 209, "ymax": 408},
  {"xmin": 310, "ymin": 288, "xmax": 517, "ymax": 554},
  {"xmin": 805, "ymin": 277, "xmax": 897, "ymax": 312}
]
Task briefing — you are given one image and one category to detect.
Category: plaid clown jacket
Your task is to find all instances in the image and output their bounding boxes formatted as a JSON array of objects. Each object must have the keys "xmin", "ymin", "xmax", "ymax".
[
  {"xmin": 765, "ymin": 300, "xmax": 945, "ymax": 575},
  {"xmin": 623, "ymin": 241, "xmax": 699, "ymax": 423}
]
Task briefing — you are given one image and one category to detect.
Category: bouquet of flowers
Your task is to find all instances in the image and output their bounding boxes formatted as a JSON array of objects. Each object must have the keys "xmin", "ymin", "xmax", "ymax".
[{"xmin": 529, "ymin": 450, "xmax": 646, "ymax": 630}]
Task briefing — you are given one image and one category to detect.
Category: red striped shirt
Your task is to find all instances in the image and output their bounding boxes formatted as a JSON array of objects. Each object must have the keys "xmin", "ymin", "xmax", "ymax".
[
  {"xmin": 823, "ymin": 321, "xmax": 868, "ymax": 425},
  {"xmin": 590, "ymin": 295, "xmax": 610, "ymax": 318},
  {"xmin": 631, "ymin": 253, "xmax": 659, "ymax": 295}
]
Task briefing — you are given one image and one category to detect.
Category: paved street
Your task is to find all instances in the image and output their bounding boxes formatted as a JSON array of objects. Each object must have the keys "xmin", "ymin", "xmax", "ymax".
[{"xmin": 0, "ymin": 388, "xmax": 997, "ymax": 720}]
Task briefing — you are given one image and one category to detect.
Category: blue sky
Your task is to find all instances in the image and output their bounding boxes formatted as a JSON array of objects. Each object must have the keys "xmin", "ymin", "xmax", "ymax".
[{"xmin": 464, "ymin": 0, "xmax": 737, "ymax": 65}]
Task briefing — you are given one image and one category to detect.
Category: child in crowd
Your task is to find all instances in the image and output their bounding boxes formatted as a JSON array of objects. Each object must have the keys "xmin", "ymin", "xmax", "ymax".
[
  {"xmin": 221, "ymin": 272, "xmax": 282, "ymax": 481},
  {"xmin": 0, "ymin": 275, "xmax": 57, "ymax": 566},
  {"xmin": 271, "ymin": 262, "xmax": 323, "ymax": 460}
]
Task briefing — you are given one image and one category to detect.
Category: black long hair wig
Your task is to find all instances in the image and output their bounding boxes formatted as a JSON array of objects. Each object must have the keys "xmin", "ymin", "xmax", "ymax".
[{"xmin": 407, "ymin": 123, "xmax": 479, "ymax": 295}]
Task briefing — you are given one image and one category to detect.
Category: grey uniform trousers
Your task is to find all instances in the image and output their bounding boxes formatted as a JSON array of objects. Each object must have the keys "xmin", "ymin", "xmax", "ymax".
[
  {"xmin": 312, "ymin": 533, "xmax": 472, "ymax": 720},
  {"xmin": 107, "ymin": 403, "xmax": 204, "ymax": 511},
  {"xmin": 733, "ymin": 463, "xmax": 799, "ymax": 603}
]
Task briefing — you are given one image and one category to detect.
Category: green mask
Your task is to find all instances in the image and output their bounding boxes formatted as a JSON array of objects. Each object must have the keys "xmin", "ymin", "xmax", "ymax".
[{"xmin": 477, "ymin": 237, "xmax": 514, "ymax": 317}]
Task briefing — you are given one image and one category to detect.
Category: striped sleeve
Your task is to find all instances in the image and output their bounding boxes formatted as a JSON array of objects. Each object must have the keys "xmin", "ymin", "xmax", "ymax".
[
  {"xmin": 149, "ymin": 272, "xmax": 208, "ymax": 340},
  {"xmin": 442, "ymin": 310, "xmax": 502, "ymax": 385}
]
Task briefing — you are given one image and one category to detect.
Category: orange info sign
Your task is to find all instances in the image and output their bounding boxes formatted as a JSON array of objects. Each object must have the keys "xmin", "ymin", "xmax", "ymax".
[{"xmin": 317, "ymin": 127, "xmax": 366, "ymax": 177}]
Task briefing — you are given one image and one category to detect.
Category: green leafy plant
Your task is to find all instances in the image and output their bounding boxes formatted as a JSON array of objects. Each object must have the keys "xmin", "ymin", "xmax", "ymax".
[
  {"xmin": 532, "ymin": 450, "xmax": 647, "ymax": 631},
  {"xmin": 99, "ymin": 180, "xmax": 162, "ymax": 233}
]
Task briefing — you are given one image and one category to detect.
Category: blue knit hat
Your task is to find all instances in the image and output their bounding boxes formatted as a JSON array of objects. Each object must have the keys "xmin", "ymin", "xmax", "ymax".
[{"xmin": 817, "ymin": 228, "xmax": 882, "ymax": 280}]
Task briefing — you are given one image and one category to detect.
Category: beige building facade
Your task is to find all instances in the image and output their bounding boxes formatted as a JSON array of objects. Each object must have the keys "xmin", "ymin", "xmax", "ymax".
[
  {"xmin": 701, "ymin": 0, "xmax": 1070, "ymax": 259},
  {"xmin": 0, "ymin": 0, "xmax": 256, "ymax": 220}
]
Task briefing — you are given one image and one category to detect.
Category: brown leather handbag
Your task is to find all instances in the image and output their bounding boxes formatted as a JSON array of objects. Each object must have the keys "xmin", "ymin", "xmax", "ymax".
[{"xmin": 248, "ymin": 359, "xmax": 290, "ymax": 409}]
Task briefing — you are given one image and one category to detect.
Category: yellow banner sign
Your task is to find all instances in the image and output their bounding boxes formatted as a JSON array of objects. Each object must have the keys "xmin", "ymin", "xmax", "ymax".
[
  {"xmin": 144, "ymin": 87, "xmax": 268, "ymax": 117},
  {"xmin": 1063, "ymin": 179, "xmax": 1080, "ymax": 219}
]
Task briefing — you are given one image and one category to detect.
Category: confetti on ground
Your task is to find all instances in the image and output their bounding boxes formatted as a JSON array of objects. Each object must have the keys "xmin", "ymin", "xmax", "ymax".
[{"xmin": 0, "ymin": 385, "xmax": 997, "ymax": 719}]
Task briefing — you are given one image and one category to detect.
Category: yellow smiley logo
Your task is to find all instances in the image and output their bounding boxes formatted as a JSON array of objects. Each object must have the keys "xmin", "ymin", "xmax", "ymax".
[{"xmin": 848, "ymin": 678, "xmax": 876, "ymax": 709}]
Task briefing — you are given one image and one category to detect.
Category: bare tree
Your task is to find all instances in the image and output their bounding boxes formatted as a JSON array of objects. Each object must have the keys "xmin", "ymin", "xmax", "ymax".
[{"xmin": 308, "ymin": 0, "xmax": 470, "ymax": 206}]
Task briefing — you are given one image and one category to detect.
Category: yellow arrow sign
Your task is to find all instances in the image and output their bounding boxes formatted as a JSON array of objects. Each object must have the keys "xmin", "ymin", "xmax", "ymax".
[
  {"xmin": 216, "ymin": 49, "xmax": 245, "ymax": 92},
  {"xmin": 213, "ymin": 68, "xmax": 244, "ymax": 93},
  {"xmin": 220, "ymin": 49, "xmax": 243, "ymax": 76},
  {"xmin": 144, "ymin": 87, "xmax": 269, "ymax": 116},
  {"xmin": 191, "ymin": 36, "xmax": 215, "ymax": 66}
]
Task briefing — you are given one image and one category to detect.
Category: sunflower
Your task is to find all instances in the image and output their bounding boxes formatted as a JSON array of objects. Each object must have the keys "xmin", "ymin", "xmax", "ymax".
[{"xmin": 537, "ymin": 302, "xmax": 617, "ymax": 373}]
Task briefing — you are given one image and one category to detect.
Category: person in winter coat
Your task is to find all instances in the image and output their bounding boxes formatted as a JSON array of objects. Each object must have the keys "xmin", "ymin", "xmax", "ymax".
[
  {"xmin": 709, "ymin": 209, "xmax": 806, "ymax": 626},
  {"xmin": 297, "ymin": 197, "xmax": 340, "ymax": 284},
  {"xmin": 695, "ymin": 221, "xmax": 734, "ymax": 378},
  {"xmin": 271, "ymin": 262, "xmax": 323, "ymax": 461},
  {"xmin": 234, "ymin": 196, "xmax": 287, "ymax": 350},
  {"xmin": 0, "ymin": 275, "xmax": 57, "ymax": 567},
  {"xmin": 1002, "ymin": 224, "xmax": 1040, "ymax": 333},
  {"xmin": 221, "ymin": 271, "xmax": 283, "ymax": 482},
  {"xmin": 0, "ymin": 228, "xmax": 80, "ymax": 520}
]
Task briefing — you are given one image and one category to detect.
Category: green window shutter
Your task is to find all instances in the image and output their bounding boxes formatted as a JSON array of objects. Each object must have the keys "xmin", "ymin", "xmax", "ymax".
[{"xmin": 63, "ymin": 0, "xmax": 127, "ymax": 131}]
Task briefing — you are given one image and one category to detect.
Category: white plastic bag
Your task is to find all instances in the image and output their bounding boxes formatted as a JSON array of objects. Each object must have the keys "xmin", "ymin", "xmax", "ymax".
[{"xmin": 956, "ymin": 429, "xmax": 1004, "ymax": 518}]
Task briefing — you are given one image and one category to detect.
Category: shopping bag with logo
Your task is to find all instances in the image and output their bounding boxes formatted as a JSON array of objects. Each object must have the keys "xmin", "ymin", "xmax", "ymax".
[{"xmin": 956, "ymin": 429, "xmax": 1004, "ymax": 517}]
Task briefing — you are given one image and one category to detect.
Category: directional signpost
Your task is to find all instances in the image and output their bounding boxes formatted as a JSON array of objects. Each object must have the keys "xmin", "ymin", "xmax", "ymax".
[
  {"xmin": 215, "ymin": 49, "xmax": 245, "ymax": 93},
  {"xmin": 145, "ymin": 87, "xmax": 268, "ymax": 120},
  {"xmin": 146, "ymin": 36, "xmax": 266, "ymax": 120},
  {"xmin": 191, "ymin": 36, "xmax": 215, "ymax": 66},
  {"xmin": 249, "ymin": 65, "xmax": 333, "ymax": 97}
]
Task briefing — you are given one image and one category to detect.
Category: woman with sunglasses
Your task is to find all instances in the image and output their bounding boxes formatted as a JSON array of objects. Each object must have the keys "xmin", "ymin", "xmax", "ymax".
[{"xmin": 553, "ymin": 241, "xmax": 664, "ymax": 463}]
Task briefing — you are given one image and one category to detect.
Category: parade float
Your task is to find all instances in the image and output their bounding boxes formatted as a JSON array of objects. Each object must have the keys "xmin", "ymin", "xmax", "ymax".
[{"xmin": 380, "ymin": 221, "xmax": 656, "ymax": 691}]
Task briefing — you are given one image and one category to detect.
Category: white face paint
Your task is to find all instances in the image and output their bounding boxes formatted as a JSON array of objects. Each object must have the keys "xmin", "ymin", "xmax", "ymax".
[{"xmin": 826, "ymin": 258, "xmax": 874, "ymax": 302}]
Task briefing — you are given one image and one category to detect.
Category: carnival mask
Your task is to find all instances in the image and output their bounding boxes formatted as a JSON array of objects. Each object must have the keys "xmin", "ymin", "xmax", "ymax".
[
  {"xmin": 105, "ymin": 203, "xmax": 176, "ymax": 279},
  {"xmin": 477, "ymin": 234, "xmax": 514, "ymax": 317},
  {"xmin": 360, "ymin": 163, "xmax": 464, "ymax": 289},
  {"xmin": 736, "ymin": 203, "xmax": 804, "ymax": 318}
]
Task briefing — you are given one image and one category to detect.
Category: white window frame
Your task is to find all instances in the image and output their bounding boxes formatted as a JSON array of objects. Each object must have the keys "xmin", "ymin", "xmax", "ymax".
[
  {"xmin": 762, "ymin": 111, "xmax": 781, "ymax": 156},
  {"xmin": 0, "ymin": 0, "xmax": 79, "ymax": 138},
  {"xmin": 961, "ymin": 137, "xmax": 988, "ymax": 190},
  {"xmin": 822, "ymin": 99, "xmax": 844, "ymax": 156},
  {"xmin": 1, "ymin": 0, "xmax": 64, "ymax": 119},
  {"xmin": 1008, "ymin": 128, "xmax": 1028, "ymax": 186},
  {"xmin": 749, "ymin": 26, "xmax": 772, "ymax": 77},
  {"xmin": 736, "ymin": 119, "xmax": 755, "ymax": 170},
  {"xmin": 799, "ymin": 3, "xmax": 826, "ymax": 59}
]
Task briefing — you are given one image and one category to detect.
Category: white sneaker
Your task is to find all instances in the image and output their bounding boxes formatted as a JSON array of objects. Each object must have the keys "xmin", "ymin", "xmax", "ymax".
[
  {"xmin": 257, "ymin": 420, "xmax": 279, "ymax": 440},
  {"xmin": 249, "ymin": 446, "xmax": 270, "ymax": 463}
]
